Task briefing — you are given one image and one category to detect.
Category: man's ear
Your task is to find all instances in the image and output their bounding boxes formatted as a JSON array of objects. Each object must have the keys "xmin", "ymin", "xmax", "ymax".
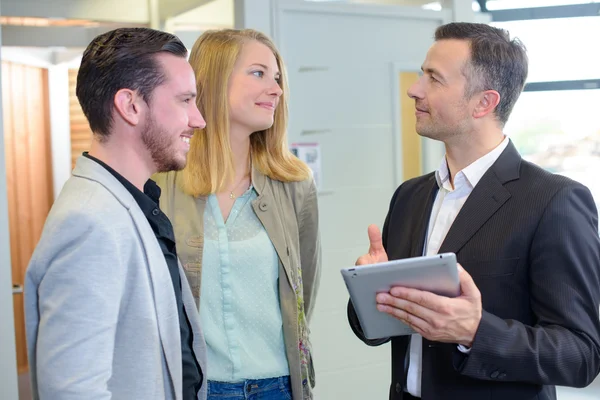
[
  {"xmin": 473, "ymin": 90, "xmax": 500, "ymax": 119},
  {"xmin": 113, "ymin": 89, "xmax": 145, "ymax": 126}
]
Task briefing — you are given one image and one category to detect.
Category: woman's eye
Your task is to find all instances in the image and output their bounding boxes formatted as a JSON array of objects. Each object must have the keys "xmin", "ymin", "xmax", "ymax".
[{"xmin": 252, "ymin": 71, "xmax": 264, "ymax": 78}]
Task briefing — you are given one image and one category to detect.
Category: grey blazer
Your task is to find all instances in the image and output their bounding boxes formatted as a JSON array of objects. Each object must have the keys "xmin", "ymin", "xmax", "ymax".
[
  {"xmin": 154, "ymin": 167, "xmax": 321, "ymax": 400},
  {"xmin": 24, "ymin": 156, "xmax": 208, "ymax": 400}
]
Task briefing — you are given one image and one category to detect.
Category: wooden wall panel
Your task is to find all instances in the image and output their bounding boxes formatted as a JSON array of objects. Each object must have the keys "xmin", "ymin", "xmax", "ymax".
[
  {"xmin": 399, "ymin": 71, "xmax": 422, "ymax": 181},
  {"xmin": 2, "ymin": 61, "xmax": 53, "ymax": 373},
  {"xmin": 68, "ymin": 69, "xmax": 92, "ymax": 168}
]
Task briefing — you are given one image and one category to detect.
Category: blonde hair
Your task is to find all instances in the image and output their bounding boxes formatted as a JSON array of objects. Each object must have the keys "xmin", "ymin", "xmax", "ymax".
[{"xmin": 181, "ymin": 29, "xmax": 311, "ymax": 196}]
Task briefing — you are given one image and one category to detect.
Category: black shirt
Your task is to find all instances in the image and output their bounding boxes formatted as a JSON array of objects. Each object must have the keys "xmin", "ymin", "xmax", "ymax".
[{"xmin": 83, "ymin": 153, "xmax": 202, "ymax": 399}]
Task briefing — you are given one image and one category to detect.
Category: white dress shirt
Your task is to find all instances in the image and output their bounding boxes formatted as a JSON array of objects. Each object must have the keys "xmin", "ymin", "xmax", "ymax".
[{"xmin": 406, "ymin": 136, "xmax": 510, "ymax": 397}]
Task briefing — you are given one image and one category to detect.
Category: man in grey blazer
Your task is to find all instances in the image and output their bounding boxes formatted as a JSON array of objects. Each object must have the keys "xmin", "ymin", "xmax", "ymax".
[{"xmin": 25, "ymin": 28, "xmax": 207, "ymax": 399}]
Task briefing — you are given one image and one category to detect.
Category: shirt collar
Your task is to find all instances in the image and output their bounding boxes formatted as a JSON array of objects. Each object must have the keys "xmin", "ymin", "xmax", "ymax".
[
  {"xmin": 435, "ymin": 135, "xmax": 510, "ymax": 190},
  {"xmin": 82, "ymin": 152, "xmax": 160, "ymax": 214}
]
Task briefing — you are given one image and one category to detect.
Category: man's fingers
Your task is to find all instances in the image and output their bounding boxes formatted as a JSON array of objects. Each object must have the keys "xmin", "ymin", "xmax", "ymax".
[
  {"xmin": 458, "ymin": 264, "xmax": 480, "ymax": 298},
  {"xmin": 367, "ymin": 224, "xmax": 385, "ymax": 255},
  {"xmin": 355, "ymin": 255, "xmax": 373, "ymax": 266}
]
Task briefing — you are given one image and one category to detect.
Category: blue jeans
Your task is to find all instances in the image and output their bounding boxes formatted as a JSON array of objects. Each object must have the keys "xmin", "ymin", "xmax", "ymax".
[{"xmin": 207, "ymin": 376, "xmax": 292, "ymax": 400}]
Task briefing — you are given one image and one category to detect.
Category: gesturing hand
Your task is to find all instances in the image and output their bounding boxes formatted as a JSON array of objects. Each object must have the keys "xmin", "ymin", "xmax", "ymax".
[{"xmin": 356, "ymin": 224, "xmax": 388, "ymax": 266}]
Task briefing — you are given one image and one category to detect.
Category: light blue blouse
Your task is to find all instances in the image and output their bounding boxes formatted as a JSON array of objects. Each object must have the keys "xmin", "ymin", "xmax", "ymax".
[{"xmin": 200, "ymin": 187, "xmax": 290, "ymax": 382}]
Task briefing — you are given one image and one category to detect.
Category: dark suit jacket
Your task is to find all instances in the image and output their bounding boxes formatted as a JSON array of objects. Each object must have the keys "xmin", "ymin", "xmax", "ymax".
[{"xmin": 348, "ymin": 141, "xmax": 600, "ymax": 400}]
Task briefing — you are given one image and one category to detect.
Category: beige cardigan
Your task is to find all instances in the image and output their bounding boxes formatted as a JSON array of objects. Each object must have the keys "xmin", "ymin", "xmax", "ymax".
[{"xmin": 153, "ymin": 167, "xmax": 321, "ymax": 400}]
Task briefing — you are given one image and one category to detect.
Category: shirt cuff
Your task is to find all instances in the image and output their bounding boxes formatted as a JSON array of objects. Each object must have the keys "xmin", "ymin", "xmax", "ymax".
[{"xmin": 457, "ymin": 344, "xmax": 472, "ymax": 354}]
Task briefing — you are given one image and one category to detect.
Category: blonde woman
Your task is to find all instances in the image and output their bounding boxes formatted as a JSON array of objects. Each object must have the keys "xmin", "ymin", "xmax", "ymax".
[{"xmin": 153, "ymin": 29, "xmax": 321, "ymax": 400}]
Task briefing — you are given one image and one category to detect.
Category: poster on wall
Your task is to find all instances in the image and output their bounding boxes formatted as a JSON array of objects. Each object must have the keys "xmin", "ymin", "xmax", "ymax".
[{"xmin": 290, "ymin": 142, "xmax": 322, "ymax": 191}]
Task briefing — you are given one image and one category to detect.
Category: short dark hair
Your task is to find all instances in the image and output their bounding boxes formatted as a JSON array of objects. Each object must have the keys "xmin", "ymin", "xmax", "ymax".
[
  {"xmin": 76, "ymin": 27, "xmax": 187, "ymax": 138},
  {"xmin": 435, "ymin": 22, "xmax": 528, "ymax": 127}
]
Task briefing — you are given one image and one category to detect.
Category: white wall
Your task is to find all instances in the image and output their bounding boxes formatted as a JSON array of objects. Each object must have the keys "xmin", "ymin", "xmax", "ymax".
[
  {"xmin": 0, "ymin": 4, "xmax": 20, "ymax": 399},
  {"xmin": 47, "ymin": 65, "xmax": 74, "ymax": 199},
  {"xmin": 271, "ymin": 2, "xmax": 448, "ymax": 398}
]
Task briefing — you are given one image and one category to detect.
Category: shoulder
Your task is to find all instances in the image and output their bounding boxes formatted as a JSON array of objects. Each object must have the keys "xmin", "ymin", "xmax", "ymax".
[
  {"xmin": 29, "ymin": 178, "xmax": 134, "ymax": 277},
  {"xmin": 390, "ymin": 172, "xmax": 436, "ymax": 205},
  {"xmin": 399, "ymin": 172, "xmax": 436, "ymax": 191},
  {"xmin": 279, "ymin": 177, "xmax": 317, "ymax": 209},
  {"xmin": 517, "ymin": 159, "xmax": 591, "ymax": 201},
  {"xmin": 53, "ymin": 176, "xmax": 130, "ymax": 223},
  {"xmin": 43, "ymin": 176, "xmax": 136, "ymax": 241}
]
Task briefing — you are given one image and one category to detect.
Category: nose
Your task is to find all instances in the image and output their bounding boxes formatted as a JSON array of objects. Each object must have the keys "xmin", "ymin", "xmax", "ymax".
[
  {"xmin": 407, "ymin": 77, "xmax": 424, "ymax": 100},
  {"xmin": 269, "ymin": 79, "xmax": 283, "ymax": 97},
  {"xmin": 189, "ymin": 102, "xmax": 206, "ymax": 130}
]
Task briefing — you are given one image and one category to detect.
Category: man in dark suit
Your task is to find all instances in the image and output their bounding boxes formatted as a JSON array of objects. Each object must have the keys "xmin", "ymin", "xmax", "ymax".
[{"xmin": 348, "ymin": 22, "xmax": 600, "ymax": 400}]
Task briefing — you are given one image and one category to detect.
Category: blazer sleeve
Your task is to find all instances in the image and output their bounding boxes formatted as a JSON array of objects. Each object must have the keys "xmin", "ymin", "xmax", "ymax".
[
  {"xmin": 25, "ymin": 210, "xmax": 128, "ymax": 399},
  {"xmin": 456, "ymin": 183, "xmax": 600, "ymax": 387},
  {"xmin": 298, "ymin": 178, "xmax": 321, "ymax": 323}
]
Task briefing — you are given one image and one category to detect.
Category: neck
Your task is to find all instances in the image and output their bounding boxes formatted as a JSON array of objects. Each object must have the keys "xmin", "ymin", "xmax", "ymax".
[
  {"xmin": 229, "ymin": 128, "xmax": 252, "ymax": 178},
  {"xmin": 88, "ymin": 136, "xmax": 154, "ymax": 191},
  {"xmin": 444, "ymin": 128, "xmax": 505, "ymax": 185}
]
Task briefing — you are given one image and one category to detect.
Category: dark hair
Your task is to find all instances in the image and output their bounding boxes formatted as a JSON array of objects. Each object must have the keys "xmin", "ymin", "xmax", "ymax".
[
  {"xmin": 435, "ymin": 22, "xmax": 528, "ymax": 127},
  {"xmin": 76, "ymin": 27, "xmax": 187, "ymax": 139}
]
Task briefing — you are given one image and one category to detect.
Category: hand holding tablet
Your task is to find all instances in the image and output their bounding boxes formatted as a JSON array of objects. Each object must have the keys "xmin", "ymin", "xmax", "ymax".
[{"xmin": 342, "ymin": 252, "xmax": 460, "ymax": 339}]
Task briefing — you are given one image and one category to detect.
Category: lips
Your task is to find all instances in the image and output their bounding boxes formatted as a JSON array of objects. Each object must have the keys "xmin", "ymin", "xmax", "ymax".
[
  {"xmin": 180, "ymin": 129, "xmax": 194, "ymax": 145},
  {"xmin": 256, "ymin": 102, "xmax": 275, "ymax": 110}
]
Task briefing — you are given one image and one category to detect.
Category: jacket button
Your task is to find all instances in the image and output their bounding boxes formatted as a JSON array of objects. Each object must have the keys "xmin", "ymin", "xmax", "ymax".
[
  {"xmin": 152, "ymin": 208, "xmax": 160, "ymax": 216},
  {"xmin": 491, "ymin": 371, "xmax": 499, "ymax": 379},
  {"xmin": 259, "ymin": 202, "xmax": 268, "ymax": 211},
  {"xmin": 395, "ymin": 382, "xmax": 401, "ymax": 393}
]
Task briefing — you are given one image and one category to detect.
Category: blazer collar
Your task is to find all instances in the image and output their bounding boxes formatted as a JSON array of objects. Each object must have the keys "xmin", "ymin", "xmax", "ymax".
[
  {"xmin": 437, "ymin": 140, "xmax": 522, "ymax": 255},
  {"xmin": 72, "ymin": 155, "xmax": 136, "ymax": 210}
]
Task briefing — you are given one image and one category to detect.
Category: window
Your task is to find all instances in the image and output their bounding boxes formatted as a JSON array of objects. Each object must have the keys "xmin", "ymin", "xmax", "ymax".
[
  {"xmin": 505, "ymin": 89, "xmax": 600, "ymax": 205},
  {"xmin": 491, "ymin": 13, "xmax": 600, "ymax": 206},
  {"xmin": 492, "ymin": 17, "xmax": 600, "ymax": 82}
]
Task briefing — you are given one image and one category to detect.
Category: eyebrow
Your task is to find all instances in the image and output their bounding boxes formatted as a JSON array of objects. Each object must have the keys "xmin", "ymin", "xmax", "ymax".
[
  {"xmin": 179, "ymin": 91, "xmax": 197, "ymax": 98},
  {"xmin": 250, "ymin": 63, "xmax": 281, "ymax": 76},
  {"xmin": 422, "ymin": 67, "xmax": 446, "ymax": 83}
]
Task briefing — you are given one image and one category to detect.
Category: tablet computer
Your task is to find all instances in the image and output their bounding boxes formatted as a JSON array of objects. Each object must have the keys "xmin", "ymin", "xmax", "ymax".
[{"xmin": 342, "ymin": 253, "xmax": 459, "ymax": 340}]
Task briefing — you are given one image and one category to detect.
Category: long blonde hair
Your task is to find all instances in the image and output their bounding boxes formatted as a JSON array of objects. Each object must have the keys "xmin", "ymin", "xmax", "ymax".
[{"xmin": 181, "ymin": 29, "xmax": 311, "ymax": 197}]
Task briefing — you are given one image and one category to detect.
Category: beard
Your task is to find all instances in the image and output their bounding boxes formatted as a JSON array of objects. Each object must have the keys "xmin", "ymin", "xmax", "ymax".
[{"xmin": 140, "ymin": 115, "xmax": 191, "ymax": 173}]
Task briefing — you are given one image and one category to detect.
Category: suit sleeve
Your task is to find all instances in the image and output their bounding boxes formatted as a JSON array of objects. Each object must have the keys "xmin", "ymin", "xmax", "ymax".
[
  {"xmin": 299, "ymin": 179, "xmax": 321, "ymax": 323},
  {"xmin": 457, "ymin": 184, "xmax": 600, "ymax": 387},
  {"xmin": 347, "ymin": 185, "xmax": 401, "ymax": 346},
  {"xmin": 26, "ymin": 211, "xmax": 128, "ymax": 399}
]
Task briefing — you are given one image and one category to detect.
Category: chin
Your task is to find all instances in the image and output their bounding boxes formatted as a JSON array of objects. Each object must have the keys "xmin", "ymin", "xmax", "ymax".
[
  {"xmin": 253, "ymin": 118, "xmax": 275, "ymax": 132},
  {"xmin": 155, "ymin": 156, "xmax": 187, "ymax": 173}
]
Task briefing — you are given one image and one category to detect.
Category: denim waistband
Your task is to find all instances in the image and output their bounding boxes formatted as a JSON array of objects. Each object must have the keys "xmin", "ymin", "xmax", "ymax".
[{"xmin": 208, "ymin": 375, "xmax": 291, "ymax": 396}]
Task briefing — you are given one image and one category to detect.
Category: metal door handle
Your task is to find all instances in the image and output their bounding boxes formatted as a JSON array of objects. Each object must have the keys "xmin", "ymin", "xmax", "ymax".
[{"xmin": 12, "ymin": 284, "xmax": 23, "ymax": 294}]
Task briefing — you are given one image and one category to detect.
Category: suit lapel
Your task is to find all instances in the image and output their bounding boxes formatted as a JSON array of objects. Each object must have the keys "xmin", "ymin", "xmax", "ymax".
[
  {"xmin": 438, "ymin": 140, "xmax": 521, "ymax": 255},
  {"xmin": 179, "ymin": 262, "xmax": 207, "ymax": 399},
  {"xmin": 438, "ymin": 174, "xmax": 511, "ymax": 254},
  {"xmin": 410, "ymin": 176, "xmax": 439, "ymax": 257},
  {"xmin": 133, "ymin": 207, "xmax": 182, "ymax": 400}
]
